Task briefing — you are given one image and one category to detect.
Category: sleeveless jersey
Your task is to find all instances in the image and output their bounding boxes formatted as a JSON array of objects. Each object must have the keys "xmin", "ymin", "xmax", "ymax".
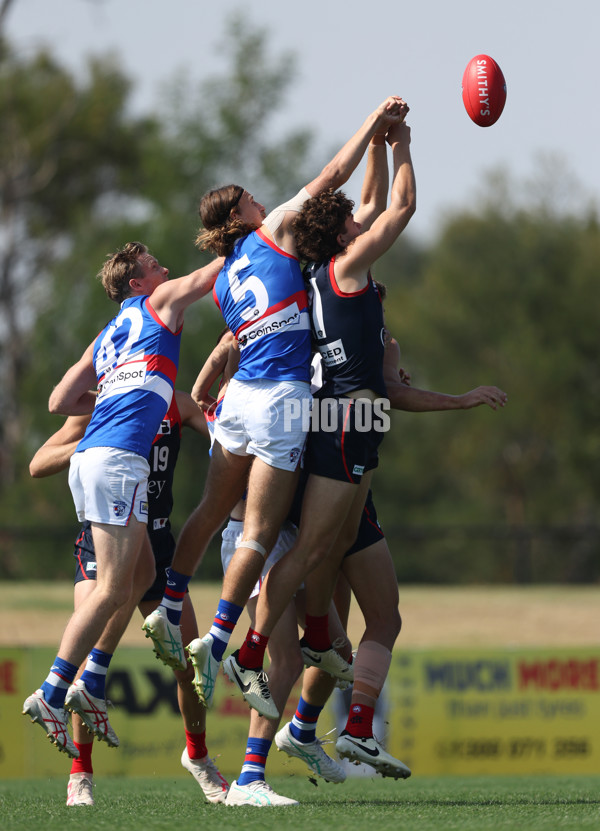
[
  {"xmin": 306, "ymin": 259, "xmax": 386, "ymax": 397},
  {"xmin": 76, "ymin": 295, "xmax": 182, "ymax": 458},
  {"xmin": 213, "ymin": 228, "xmax": 311, "ymax": 383},
  {"xmin": 147, "ymin": 392, "xmax": 182, "ymax": 534}
]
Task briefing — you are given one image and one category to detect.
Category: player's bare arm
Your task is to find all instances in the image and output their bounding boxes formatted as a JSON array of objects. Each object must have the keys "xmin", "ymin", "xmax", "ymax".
[
  {"xmin": 337, "ymin": 118, "xmax": 415, "ymax": 289},
  {"xmin": 175, "ymin": 390, "xmax": 210, "ymax": 440},
  {"xmin": 149, "ymin": 256, "xmax": 225, "ymax": 332},
  {"xmin": 29, "ymin": 414, "xmax": 91, "ymax": 478},
  {"xmin": 274, "ymin": 96, "xmax": 408, "ymax": 254},
  {"xmin": 354, "ymin": 134, "xmax": 389, "ymax": 231},
  {"xmin": 48, "ymin": 341, "xmax": 98, "ymax": 417},
  {"xmin": 191, "ymin": 335, "xmax": 234, "ymax": 410}
]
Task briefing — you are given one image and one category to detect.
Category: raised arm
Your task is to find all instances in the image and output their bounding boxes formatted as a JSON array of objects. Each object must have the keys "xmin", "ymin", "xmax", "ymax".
[
  {"xmin": 273, "ymin": 97, "xmax": 407, "ymax": 254},
  {"xmin": 306, "ymin": 96, "xmax": 406, "ymax": 197},
  {"xmin": 149, "ymin": 256, "xmax": 225, "ymax": 332},
  {"xmin": 337, "ymin": 118, "xmax": 416, "ymax": 284},
  {"xmin": 29, "ymin": 414, "xmax": 91, "ymax": 478},
  {"xmin": 354, "ymin": 135, "xmax": 389, "ymax": 231}
]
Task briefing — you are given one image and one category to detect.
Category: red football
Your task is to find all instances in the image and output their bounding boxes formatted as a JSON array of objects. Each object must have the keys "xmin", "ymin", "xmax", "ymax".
[{"xmin": 462, "ymin": 54, "xmax": 507, "ymax": 127}]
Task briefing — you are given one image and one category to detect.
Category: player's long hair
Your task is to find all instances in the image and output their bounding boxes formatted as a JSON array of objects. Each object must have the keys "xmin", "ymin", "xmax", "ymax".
[
  {"xmin": 196, "ymin": 185, "xmax": 258, "ymax": 257},
  {"xmin": 98, "ymin": 241, "xmax": 148, "ymax": 303},
  {"xmin": 293, "ymin": 188, "xmax": 354, "ymax": 264}
]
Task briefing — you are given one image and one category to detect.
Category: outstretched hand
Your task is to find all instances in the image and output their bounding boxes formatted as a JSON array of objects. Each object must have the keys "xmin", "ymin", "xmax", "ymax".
[
  {"xmin": 459, "ymin": 386, "xmax": 508, "ymax": 410},
  {"xmin": 375, "ymin": 96, "xmax": 410, "ymax": 132}
]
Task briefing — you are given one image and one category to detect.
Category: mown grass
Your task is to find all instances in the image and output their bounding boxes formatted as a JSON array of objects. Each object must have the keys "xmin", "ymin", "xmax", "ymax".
[{"xmin": 2, "ymin": 774, "xmax": 599, "ymax": 831}]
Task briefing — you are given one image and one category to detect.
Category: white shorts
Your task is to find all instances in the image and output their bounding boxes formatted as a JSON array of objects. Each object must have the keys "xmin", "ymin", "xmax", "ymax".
[
  {"xmin": 221, "ymin": 519, "xmax": 300, "ymax": 599},
  {"xmin": 214, "ymin": 377, "xmax": 311, "ymax": 471},
  {"xmin": 69, "ymin": 447, "xmax": 150, "ymax": 526}
]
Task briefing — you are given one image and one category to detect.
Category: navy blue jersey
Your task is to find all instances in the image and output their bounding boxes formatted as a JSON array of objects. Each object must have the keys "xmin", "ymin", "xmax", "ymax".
[
  {"xmin": 306, "ymin": 259, "xmax": 386, "ymax": 398},
  {"xmin": 147, "ymin": 392, "xmax": 182, "ymax": 535}
]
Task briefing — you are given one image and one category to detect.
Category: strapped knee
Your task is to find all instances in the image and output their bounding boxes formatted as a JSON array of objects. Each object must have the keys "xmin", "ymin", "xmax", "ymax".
[
  {"xmin": 240, "ymin": 538, "xmax": 267, "ymax": 558},
  {"xmin": 353, "ymin": 641, "xmax": 392, "ymax": 696}
]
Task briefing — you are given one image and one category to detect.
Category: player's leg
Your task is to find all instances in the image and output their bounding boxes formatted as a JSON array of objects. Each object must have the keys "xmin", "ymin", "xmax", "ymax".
[
  {"xmin": 140, "ymin": 593, "xmax": 229, "ymax": 803},
  {"xmin": 169, "ymin": 442, "xmax": 251, "ymax": 578},
  {"xmin": 234, "ymin": 473, "xmax": 361, "ymax": 693},
  {"xmin": 274, "ymin": 600, "xmax": 349, "ymax": 784},
  {"xmin": 335, "ymin": 537, "xmax": 410, "ymax": 779},
  {"xmin": 251, "ymin": 474, "xmax": 358, "ymax": 641},
  {"xmin": 299, "ymin": 472, "xmax": 372, "ymax": 666},
  {"xmin": 220, "ymin": 459, "xmax": 300, "ymax": 608},
  {"xmin": 24, "ymin": 517, "xmax": 149, "ymax": 757},
  {"xmin": 197, "ymin": 462, "xmax": 299, "ymax": 718},
  {"xmin": 66, "ymin": 531, "xmax": 154, "ymax": 747},
  {"xmin": 226, "ymin": 597, "xmax": 303, "ymax": 807},
  {"xmin": 67, "ymin": 579, "xmax": 97, "ymax": 806},
  {"xmin": 142, "ymin": 443, "xmax": 250, "ymax": 668}
]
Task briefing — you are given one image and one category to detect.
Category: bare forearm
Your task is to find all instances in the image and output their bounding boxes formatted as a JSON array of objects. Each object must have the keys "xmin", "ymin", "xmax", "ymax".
[
  {"xmin": 390, "ymin": 138, "xmax": 416, "ymax": 217},
  {"xmin": 388, "ymin": 382, "xmax": 507, "ymax": 412},
  {"xmin": 30, "ymin": 440, "xmax": 79, "ymax": 478},
  {"xmin": 388, "ymin": 383, "xmax": 464, "ymax": 412},
  {"xmin": 356, "ymin": 140, "xmax": 389, "ymax": 229},
  {"xmin": 309, "ymin": 98, "xmax": 402, "ymax": 196},
  {"xmin": 191, "ymin": 343, "xmax": 229, "ymax": 406},
  {"xmin": 325, "ymin": 110, "xmax": 384, "ymax": 190}
]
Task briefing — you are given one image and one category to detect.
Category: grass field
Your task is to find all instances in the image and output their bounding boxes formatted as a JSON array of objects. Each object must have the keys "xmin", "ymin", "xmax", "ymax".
[
  {"xmin": 3, "ymin": 584, "xmax": 599, "ymax": 829},
  {"xmin": 1, "ymin": 582, "xmax": 599, "ymax": 649},
  {"xmin": 2, "ymin": 775, "xmax": 600, "ymax": 831}
]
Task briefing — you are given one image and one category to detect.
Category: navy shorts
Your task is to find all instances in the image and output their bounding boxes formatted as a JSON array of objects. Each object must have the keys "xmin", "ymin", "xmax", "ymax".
[
  {"xmin": 345, "ymin": 489, "xmax": 385, "ymax": 557},
  {"xmin": 73, "ymin": 521, "xmax": 178, "ymax": 602},
  {"xmin": 286, "ymin": 473, "xmax": 384, "ymax": 558},
  {"xmin": 305, "ymin": 398, "xmax": 385, "ymax": 484}
]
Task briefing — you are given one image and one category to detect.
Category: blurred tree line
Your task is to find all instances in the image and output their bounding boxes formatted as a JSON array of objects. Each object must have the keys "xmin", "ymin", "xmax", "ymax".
[{"xmin": 0, "ymin": 15, "xmax": 598, "ymax": 584}]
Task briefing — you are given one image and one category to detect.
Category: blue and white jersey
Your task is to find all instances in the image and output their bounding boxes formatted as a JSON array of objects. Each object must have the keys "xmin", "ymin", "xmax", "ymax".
[
  {"xmin": 213, "ymin": 228, "xmax": 311, "ymax": 383},
  {"xmin": 76, "ymin": 295, "xmax": 182, "ymax": 458}
]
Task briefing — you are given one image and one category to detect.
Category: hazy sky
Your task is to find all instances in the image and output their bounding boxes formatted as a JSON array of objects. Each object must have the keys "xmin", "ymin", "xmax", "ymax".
[{"xmin": 5, "ymin": 0, "xmax": 599, "ymax": 240}]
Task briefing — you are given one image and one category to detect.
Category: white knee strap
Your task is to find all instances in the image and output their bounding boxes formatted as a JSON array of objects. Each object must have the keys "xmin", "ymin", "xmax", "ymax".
[{"xmin": 240, "ymin": 538, "xmax": 268, "ymax": 558}]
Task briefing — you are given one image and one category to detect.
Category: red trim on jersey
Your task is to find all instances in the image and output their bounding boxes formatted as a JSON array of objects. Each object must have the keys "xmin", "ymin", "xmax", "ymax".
[
  {"xmin": 145, "ymin": 297, "xmax": 183, "ymax": 335},
  {"xmin": 213, "ymin": 283, "xmax": 221, "ymax": 310},
  {"xmin": 328, "ymin": 258, "xmax": 371, "ymax": 298},
  {"xmin": 340, "ymin": 402, "xmax": 354, "ymax": 482},
  {"xmin": 256, "ymin": 227, "xmax": 298, "ymax": 260},
  {"xmin": 145, "ymin": 353, "xmax": 178, "ymax": 384},
  {"xmin": 151, "ymin": 395, "xmax": 182, "ymax": 445},
  {"xmin": 234, "ymin": 289, "xmax": 308, "ymax": 338},
  {"xmin": 98, "ymin": 354, "xmax": 178, "ymax": 386}
]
